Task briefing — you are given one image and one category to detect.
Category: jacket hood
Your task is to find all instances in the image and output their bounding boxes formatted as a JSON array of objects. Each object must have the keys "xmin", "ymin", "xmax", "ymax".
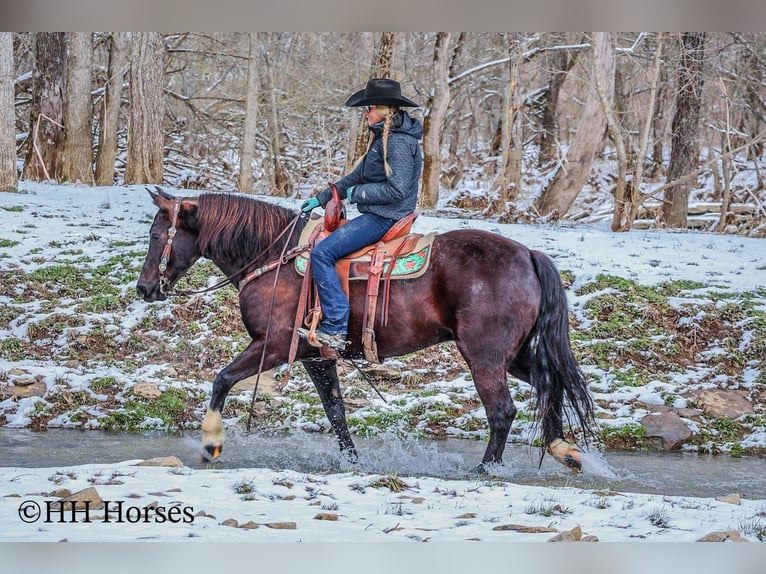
[{"xmin": 369, "ymin": 110, "xmax": 423, "ymax": 141}]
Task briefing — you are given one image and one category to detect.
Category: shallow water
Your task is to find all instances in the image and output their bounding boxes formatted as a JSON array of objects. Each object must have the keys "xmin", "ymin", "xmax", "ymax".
[{"xmin": 1, "ymin": 427, "xmax": 764, "ymax": 499}]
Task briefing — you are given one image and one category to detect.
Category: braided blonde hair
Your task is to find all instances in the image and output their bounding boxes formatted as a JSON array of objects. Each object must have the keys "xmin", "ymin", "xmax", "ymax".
[{"xmin": 353, "ymin": 106, "xmax": 398, "ymax": 176}]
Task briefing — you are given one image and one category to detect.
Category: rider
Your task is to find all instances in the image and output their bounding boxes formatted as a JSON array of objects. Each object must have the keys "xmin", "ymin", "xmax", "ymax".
[{"xmin": 300, "ymin": 78, "xmax": 423, "ymax": 351}]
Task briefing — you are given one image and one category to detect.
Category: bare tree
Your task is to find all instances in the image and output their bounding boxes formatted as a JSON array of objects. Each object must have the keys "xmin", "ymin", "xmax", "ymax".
[
  {"xmin": 62, "ymin": 32, "xmax": 94, "ymax": 185},
  {"xmin": 489, "ymin": 32, "xmax": 524, "ymax": 210},
  {"xmin": 238, "ymin": 32, "xmax": 260, "ymax": 194},
  {"xmin": 662, "ymin": 33, "xmax": 706, "ymax": 228},
  {"xmin": 261, "ymin": 33, "xmax": 292, "ymax": 196},
  {"xmin": 95, "ymin": 32, "xmax": 128, "ymax": 186},
  {"xmin": 534, "ymin": 33, "xmax": 614, "ymax": 218},
  {"xmin": 0, "ymin": 33, "xmax": 16, "ymax": 191},
  {"xmin": 349, "ymin": 32, "xmax": 396, "ymax": 169},
  {"xmin": 124, "ymin": 33, "xmax": 165, "ymax": 185},
  {"xmin": 419, "ymin": 32, "xmax": 451, "ymax": 209},
  {"xmin": 23, "ymin": 33, "xmax": 66, "ymax": 181},
  {"xmin": 538, "ymin": 35, "xmax": 580, "ymax": 167}
]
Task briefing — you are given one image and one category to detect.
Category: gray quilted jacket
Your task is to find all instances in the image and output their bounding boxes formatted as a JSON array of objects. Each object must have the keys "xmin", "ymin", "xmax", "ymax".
[{"xmin": 318, "ymin": 110, "xmax": 423, "ymax": 221}]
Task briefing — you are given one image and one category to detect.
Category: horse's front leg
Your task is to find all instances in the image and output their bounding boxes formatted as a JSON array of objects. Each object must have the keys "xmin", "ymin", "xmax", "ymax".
[
  {"xmin": 302, "ymin": 358, "xmax": 358, "ymax": 462},
  {"xmin": 201, "ymin": 340, "xmax": 266, "ymax": 462}
]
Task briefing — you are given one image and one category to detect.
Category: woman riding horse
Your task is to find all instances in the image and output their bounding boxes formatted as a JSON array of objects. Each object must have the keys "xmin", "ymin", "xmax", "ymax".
[{"xmin": 299, "ymin": 78, "xmax": 423, "ymax": 353}]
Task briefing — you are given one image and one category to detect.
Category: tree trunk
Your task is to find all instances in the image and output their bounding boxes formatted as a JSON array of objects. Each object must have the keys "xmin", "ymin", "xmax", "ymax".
[
  {"xmin": 534, "ymin": 33, "xmax": 613, "ymax": 219},
  {"xmin": 625, "ymin": 33, "xmax": 664, "ymax": 229},
  {"xmin": 538, "ymin": 41, "xmax": 578, "ymax": 167},
  {"xmin": 124, "ymin": 33, "xmax": 165, "ymax": 185},
  {"xmin": 419, "ymin": 32, "xmax": 451, "ymax": 209},
  {"xmin": 262, "ymin": 33, "xmax": 292, "ymax": 197},
  {"xmin": 62, "ymin": 32, "xmax": 94, "ymax": 185},
  {"xmin": 662, "ymin": 33, "xmax": 706, "ymax": 228},
  {"xmin": 489, "ymin": 32, "xmax": 523, "ymax": 210},
  {"xmin": 23, "ymin": 32, "xmax": 66, "ymax": 181},
  {"xmin": 649, "ymin": 60, "xmax": 669, "ymax": 178},
  {"xmin": 0, "ymin": 32, "xmax": 17, "ymax": 191},
  {"xmin": 95, "ymin": 32, "xmax": 128, "ymax": 186},
  {"xmin": 238, "ymin": 32, "xmax": 260, "ymax": 194},
  {"xmin": 349, "ymin": 32, "xmax": 396, "ymax": 170}
]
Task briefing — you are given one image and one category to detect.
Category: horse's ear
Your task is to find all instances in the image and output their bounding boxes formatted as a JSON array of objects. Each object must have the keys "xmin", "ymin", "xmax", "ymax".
[
  {"xmin": 146, "ymin": 186, "xmax": 176, "ymax": 210},
  {"xmin": 179, "ymin": 197, "xmax": 199, "ymax": 222}
]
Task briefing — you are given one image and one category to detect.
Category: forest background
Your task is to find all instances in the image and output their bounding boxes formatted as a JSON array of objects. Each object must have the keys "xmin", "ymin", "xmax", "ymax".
[{"xmin": 1, "ymin": 31, "xmax": 765, "ymax": 236}]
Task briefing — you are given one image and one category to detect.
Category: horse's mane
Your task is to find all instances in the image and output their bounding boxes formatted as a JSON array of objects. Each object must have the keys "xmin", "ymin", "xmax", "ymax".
[{"xmin": 195, "ymin": 193, "xmax": 302, "ymax": 263}]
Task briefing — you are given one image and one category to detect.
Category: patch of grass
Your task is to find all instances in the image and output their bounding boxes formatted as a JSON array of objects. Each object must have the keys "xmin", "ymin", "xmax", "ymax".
[
  {"xmin": 78, "ymin": 294, "xmax": 125, "ymax": 313},
  {"xmin": 98, "ymin": 388, "xmax": 194, "ymax": 431},
  {"xmin": 1, "ymin": 205, "xmax": 23, "ymax": 212},
  {"xmin": 0, "ymin": 337, "xmax": 25, "ymax": 361},
  {"xmin": 0, "ymin": 238, "xmax": 19, "ymax": 248},
  {"xmin": 599, "ymin": 424, "xmax": 647, "ymax": 450},
  {"xmin": 90, "ymin": 376, "xmax": 121, "ymax": 393},
  {"xmin": 369, "ymin": 474, "xmax": 410, "ymax": 492},
  {"xmin": 647, "ymin": 506, "xmax": 670, "ymax": 528}
]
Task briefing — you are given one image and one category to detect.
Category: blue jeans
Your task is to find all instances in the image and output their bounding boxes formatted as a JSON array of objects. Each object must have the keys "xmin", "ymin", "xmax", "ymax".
[{"xmin": 310, "ymin": 212, "xmax": 396, "ymax": 336}]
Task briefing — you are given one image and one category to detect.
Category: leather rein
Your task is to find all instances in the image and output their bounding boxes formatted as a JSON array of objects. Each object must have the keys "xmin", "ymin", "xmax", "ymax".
[{"xmin": 157, "ymin": 197, "xmax": 306, "ymax": 297}]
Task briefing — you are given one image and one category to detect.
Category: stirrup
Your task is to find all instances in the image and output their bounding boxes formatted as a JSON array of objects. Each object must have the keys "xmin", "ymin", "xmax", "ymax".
[{"xmin": 297, "ymin": 328, "xmax": 348, "ymax": 351}]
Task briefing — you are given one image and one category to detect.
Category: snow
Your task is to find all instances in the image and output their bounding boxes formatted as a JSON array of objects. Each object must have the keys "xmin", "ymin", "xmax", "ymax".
[{"xmin": 0, "ymin": 181, "xmax": 765, "ymax": 543}]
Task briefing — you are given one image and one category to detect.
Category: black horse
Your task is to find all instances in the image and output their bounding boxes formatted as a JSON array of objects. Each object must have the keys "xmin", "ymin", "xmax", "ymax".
[{"xmin": 137, "ymin": 187, "xmax": 594, "ymax": 472}]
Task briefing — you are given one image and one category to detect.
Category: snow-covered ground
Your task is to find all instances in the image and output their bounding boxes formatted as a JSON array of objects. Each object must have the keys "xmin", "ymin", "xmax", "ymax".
[{"xmin": 0, "ymin": 182, "xmax": 765, "ymax": 543}]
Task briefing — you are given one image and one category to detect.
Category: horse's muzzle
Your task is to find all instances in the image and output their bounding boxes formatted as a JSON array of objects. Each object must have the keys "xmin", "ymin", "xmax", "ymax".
[{"xmin": 136, "ymin": 282, "xmax": 166, "ymax": 302}]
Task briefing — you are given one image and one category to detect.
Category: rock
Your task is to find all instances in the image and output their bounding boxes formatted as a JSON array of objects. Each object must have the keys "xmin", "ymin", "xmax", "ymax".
[
  {"xmin": 581, "ymin": 535, "xmax": 599, "ymax": 542},
  {"xmin": 135, "ymin": 456, "xmax": 184, "ymax": 467},
  {"xmin": 313, "ymin": 513, "xmax": 339, "ymax": 521},
  {"xmin": 54, "ymin": 487, "xmax": 104, "ymax": 511},
  {"xmin": 455, "ymin": 513, "xmax": 477, "ymax": 519},
  {"xmin": 640, "ymin": 411, "xmax": 691, "ymax": 450},
  {"xmin": 691, "ymin": 389, "xmax": 754, "ymax": 418},
  {"xmin": 265, "ymin": 522, "xmax": 297, "ymax": 529},
  {"xmin": 548, "ymin": 526, "xmax": 582, "ymax": 542},
  {"xmin": 239, "ymin": 521, "xmax": 259, "ymax": 529},
  {"xmin": 697, "ymin": 530, "xmax": 749, "ymax": 542},
  {"xmin": 492, "ymin": 524, "xmax": 558, "ymax": 533},
  {"xmin": 132, "ymin": 382, "xmax": 161, "ymax": 399},
  {"xmin": 12, "ymin": 376, "xmax": 36, "ymax": 386},
  {"xmin": 716, "ymin": 494, "xmax": 741, "ymax": 505},
  {"xmin": 221, "ymin": 518, "xmax": 239, "ymax": 528},
  {"xmin": 411, "ymin": 497, "xmax": 425, "ymax": 504},
  {"xmin": 0, "ymin": 381, "xmax": 47, "ymax": 399},
  {"xmin": 234, "ymin": 369, "xmax": 282, "ymax": 393},
  {"xmin": 363, "ymin": 364, "xmax": 401, "ymax": 379},
  {"xmin": 50, "ymin": 488, "xmax": 72, "ymax": 498},
  {"xmin": 7, "ymin": 368, "xmax": 30, "ymax": 376}
]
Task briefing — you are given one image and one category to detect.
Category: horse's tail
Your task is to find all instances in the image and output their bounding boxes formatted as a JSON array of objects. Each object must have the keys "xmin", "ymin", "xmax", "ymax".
[{"xmin": 528, "ymin": 250, "xmax": 595, "ymax": 453}]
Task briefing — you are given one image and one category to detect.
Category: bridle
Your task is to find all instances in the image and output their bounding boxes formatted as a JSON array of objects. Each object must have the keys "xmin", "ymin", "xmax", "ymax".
[
  {"xmin": 156, "ymin": 196, "xmax": 305, "ymax": 297},
  {"xmin": 158, "ymin": 198, "xmax": 181, "ymax": 296}
]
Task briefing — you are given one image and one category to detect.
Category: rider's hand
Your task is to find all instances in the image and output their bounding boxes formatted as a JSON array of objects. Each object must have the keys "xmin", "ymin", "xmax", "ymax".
[
  {"xmin": 346, "ymin": 186, "xmax": 356, "ymax": 203},
  {"xmin": 301, "ymin": 197, "xmax": 321, "ymax": 213}
]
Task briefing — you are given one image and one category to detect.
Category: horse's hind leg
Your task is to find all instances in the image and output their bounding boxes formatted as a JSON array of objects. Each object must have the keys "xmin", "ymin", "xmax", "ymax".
[
  {"xmin": 466, "ymin": 361, "xmax": 517, "ymax": 468},
  {"xmin": 302, "ymin": 358, "xmax": 358, "ymax": 462}
]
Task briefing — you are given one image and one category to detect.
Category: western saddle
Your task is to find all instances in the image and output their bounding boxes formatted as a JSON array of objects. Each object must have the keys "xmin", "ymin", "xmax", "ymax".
[{"xmin": 292, "ymin": 187, "xmax": 435, "ymax": 363}]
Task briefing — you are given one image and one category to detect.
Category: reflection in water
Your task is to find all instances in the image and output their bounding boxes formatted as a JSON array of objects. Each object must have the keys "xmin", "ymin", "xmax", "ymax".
[{"xmin": 1, "ymin": 427, "xmax": 764, "ymax": 499}]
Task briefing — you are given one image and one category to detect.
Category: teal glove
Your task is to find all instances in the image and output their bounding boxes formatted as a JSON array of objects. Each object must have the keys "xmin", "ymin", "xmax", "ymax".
[
  {"xmin": 301, "ymin": 197, "xmax": 321, "ymax": 213},
  {"xmin": 346, "ymin": 186, "xmax": 356, "ymax": 203}
]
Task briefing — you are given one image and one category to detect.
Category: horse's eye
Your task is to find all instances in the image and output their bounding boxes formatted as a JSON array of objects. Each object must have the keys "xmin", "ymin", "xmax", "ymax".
[{"xmin": 151, "ymin": 233, "xmax": 161, "ymax": 241}]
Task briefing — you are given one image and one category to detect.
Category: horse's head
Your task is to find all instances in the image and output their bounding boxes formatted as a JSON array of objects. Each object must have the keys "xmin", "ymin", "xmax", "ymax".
[{"xmin": 136, "ymin": 187, "xmax": 201, "ymax": 302}]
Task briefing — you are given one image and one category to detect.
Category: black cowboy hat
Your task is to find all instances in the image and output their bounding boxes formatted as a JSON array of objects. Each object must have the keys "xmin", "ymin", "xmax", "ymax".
[{"xmin": 344, "ymin": 78, "xmax": 419, "ymax": 108}]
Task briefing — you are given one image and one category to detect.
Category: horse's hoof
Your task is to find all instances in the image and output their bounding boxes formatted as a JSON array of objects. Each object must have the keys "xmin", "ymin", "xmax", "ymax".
[
  {"xmin": 201, "ymin": 443, "xmax": 223, "ymax": 463},
  {"xmin": 201, "ymin": 409, "xmax": 224, "ymax": 462},
  {"xmin": 341, "ymin": 448, "xmax": 359, "ymax": 465},
  {"xmin": 474, "ymin": 463, "xmax": 489, "ymax": 475},
  {"xmin": 548, "ymin": 439, "xmax": 582, "ymax": 474}
]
